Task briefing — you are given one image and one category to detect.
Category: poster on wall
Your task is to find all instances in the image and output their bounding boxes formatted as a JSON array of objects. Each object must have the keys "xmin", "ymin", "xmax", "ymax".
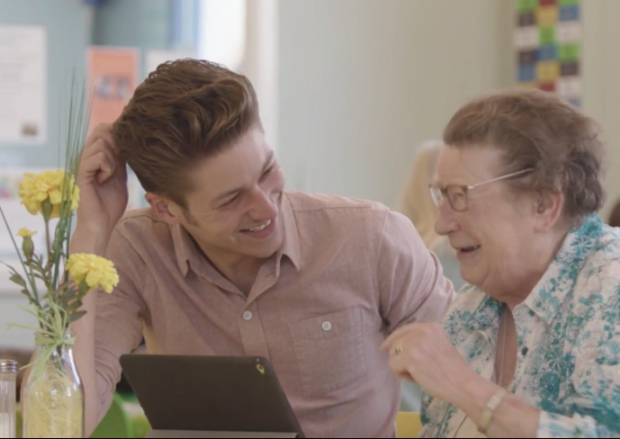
[
  {"xmin": 0, "ymin": 26, "xmax": 47, "ymax": 145},
  {"xmin": 515, "ymin": 0, "xmax": 582, "ymax": 107},
  {"xmin": 86, "ymin": 46, "xmax": 140, "ymax": 133}
]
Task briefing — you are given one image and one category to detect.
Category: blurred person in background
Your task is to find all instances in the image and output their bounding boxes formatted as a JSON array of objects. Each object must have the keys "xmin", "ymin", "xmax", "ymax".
[
  {"xmin": 398, "ymin": 140, "xmax": 465, "ymax": 292},
  {"xmin": 397, "ymin": 141, "xmax": 465, "ymax": 413},
  {"xmin": 608, "ymin": 199, "xmax": 620, "ymax": 228}
]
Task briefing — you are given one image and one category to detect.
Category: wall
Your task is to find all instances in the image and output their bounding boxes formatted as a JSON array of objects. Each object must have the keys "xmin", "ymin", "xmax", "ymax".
[
  {"xmin": 92, "ymin": 0, "xmax": 171, "ymax": 57},
  {"xmin": 0, "ymin": 0, "xmax": 93, "ymax": 349},
  {"xmin": 582, "ymin": 1, "xmax": 620, "ymax": 218},
  {"xmin": 277, "ymin": 0, "xmax": 514, "ymax": 207},
  {"xmin": 240, "ymin": 0, "xmax": 279, "ymax": 152},
  {"xmin": 92, "ymin": 0, "xmax": 182, "ymax": 78}
]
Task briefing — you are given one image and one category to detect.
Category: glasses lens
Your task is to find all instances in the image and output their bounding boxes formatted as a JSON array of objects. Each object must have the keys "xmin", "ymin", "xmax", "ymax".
[
  {"xmin": 429, "ymin": 185, "xmax": 443, "ymax": 208},
  {"xmin": 446, "ymin": 186, "xmax": 468, "ymax": 211}
]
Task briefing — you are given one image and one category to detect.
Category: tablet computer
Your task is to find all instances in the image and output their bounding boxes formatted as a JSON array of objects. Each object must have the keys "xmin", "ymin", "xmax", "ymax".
[{"xmin": 120, "ymin": 355, "xmax": 305, "ymax": 438}]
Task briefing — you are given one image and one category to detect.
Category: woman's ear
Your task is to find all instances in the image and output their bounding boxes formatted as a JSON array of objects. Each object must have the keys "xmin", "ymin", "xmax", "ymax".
[{"xmin": 534, "ymin": 191, "xmax": 565, "ymax": 232}]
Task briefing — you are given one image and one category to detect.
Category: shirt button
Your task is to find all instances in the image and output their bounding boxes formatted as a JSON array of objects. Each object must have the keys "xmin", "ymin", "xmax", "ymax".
[
  {"xmin": 322, "ymin": 321, "xmax": 332, "ymax": 332},
  {"xmin": 243, "ymin": 311, "xmax": 253, "ymax": 321}
]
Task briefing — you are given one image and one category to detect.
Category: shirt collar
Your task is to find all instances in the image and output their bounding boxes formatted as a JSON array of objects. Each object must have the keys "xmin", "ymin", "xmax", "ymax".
[
  {"xmin": 461, "ymin": 214, "xmax": 604, "ymax": 331},
  {"xmin": 277, "ymin": 193, "xmax": 302, "ymax": 273},
  {"xmin": 522, "ymin": 213, "xmax": 604, "ymax": 326},
  {"xmin": 172, "ymin": 192, "xmax": 302, "ymax": 278},
  {"xmin": 172, "ymin": 224, "xmax": 195, "ymax": 277},
  {"xmin": 460, "ymin": 289, "xmax": 503, "ymax": 334}
]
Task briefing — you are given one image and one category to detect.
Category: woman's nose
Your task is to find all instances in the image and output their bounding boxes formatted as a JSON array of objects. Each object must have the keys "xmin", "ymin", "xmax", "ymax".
[{"xmin": 435, "ymin": 203, "xmax": 459, "ymax": 236}]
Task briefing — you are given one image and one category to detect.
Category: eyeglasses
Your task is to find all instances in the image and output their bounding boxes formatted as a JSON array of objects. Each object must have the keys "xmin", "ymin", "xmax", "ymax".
[{"xmin": 429, "ymin": 168, "xmax": 534, "ymax": 212}]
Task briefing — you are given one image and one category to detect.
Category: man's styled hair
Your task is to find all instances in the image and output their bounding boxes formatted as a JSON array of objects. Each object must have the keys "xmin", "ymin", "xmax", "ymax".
[{"xmin": 114, "ymin": 59, "xmax": 261, "ymax": 208}]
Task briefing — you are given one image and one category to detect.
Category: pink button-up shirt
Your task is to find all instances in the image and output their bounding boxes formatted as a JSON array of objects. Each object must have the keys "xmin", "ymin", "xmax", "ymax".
[{"xmin": 95, "ymin": 191, "xmax": 454, "ymax": 438}]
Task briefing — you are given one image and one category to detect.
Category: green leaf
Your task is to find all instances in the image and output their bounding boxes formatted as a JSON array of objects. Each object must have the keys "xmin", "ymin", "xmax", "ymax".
[
  {"xmin": 0, "ymin": 261, "xmax": 40, "ymax": 308},
  {"xmin": 32, "ymin": 336, "xmax": 56, "ymax": 346},
  {"xmin": 23, "ymin": 291, "xmax": 37, "ymax": 306},
  {"xmin": 61, "ymin": 288, "xmax": 78, "ymax": 302},
  {"xmin": 9, "ymin": 273, "xmax": 27, "ymax": 288},
  {"xmin": 30, "ymin": 260, "xmax": 48, "ymax": 277},
  {"xmin": 69, "ymin": 311, "xmax": 87, "ymax": 323},
  {"xmin": 7, "ymin": 323, "xmax": 39, "ymax": 332},
  {"xmin": 78, "ymin": 280, "xmax": 90, "ymax": 295},
  {"xmin": 68, "ymin": 299, "xmax": 83, "ymax": 314}
]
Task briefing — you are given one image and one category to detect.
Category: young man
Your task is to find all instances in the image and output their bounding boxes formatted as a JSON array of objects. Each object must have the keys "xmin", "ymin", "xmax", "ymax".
[{"xmin": 72, "ymin": 59, "xmax": 454, "ymax": 438}]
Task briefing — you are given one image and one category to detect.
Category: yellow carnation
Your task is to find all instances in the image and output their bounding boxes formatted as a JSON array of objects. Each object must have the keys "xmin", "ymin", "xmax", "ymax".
[
  {"xmin": 17, "ymin": 228, "xmax": 37, "ymax": 238},
  {"xmin": 18, "ymin": 170, "xmax": 80, "ymax": 219},
  {"xmin": 66, "ymin": 254, "xmax": 119, "ymax": 294}
]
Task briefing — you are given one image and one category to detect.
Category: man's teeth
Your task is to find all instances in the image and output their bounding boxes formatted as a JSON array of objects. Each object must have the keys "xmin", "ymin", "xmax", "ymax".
[{"xmin": 246, "ymin": 220, "xmax": 271, "ymax": 233}]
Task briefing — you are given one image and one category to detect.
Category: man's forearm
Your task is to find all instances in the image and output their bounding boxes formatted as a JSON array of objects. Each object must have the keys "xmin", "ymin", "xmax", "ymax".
[
  {"xmin": 70, "ymin": 227, "xmax": 110, "ymax": 257},
  {"xmin": 72, "ymin": 294, "xmax": 100, "ymax": 437}
]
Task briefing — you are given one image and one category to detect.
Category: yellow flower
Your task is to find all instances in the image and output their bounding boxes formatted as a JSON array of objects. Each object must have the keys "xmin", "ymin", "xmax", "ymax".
[
  {"xmin": 17, "ymin": 228, "xmax": 37, "ymax": 261},
  {"xmin": 18, "ymin": 170, "xmax": 80, "ymax": 219},
  {"xmin": 66, "ymin": 254, "xmax": 119, "ymax": 294},
  {"xmin": 17, "ymin": 228, "xmax": 37, "ymax": 238}
]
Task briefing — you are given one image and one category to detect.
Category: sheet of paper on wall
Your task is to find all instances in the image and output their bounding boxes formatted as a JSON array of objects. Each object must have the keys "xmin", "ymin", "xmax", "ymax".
[
  {"xmin": 146, "ymin": 50, "xmax": 195, "ymax": 76},
  {"xmin": 87, "ymin": 46, "xmax": 140, "ymax": 134},
  {"xmin": 0, "ymin": 26, "xmax": 47, "ymax": 145}
]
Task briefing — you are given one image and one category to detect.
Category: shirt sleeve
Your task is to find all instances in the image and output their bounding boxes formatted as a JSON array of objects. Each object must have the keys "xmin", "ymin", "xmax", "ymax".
[
  {"xmin": 537, "ymin": 287, "xmax": 620, "ymax": 438},
  {"xmin": 94, "ymin": 227, "xmax": 147, "ymax": 421},
  {"xmin": 377, "ymin": 210, "xmax": 455, "ymax": 332}
]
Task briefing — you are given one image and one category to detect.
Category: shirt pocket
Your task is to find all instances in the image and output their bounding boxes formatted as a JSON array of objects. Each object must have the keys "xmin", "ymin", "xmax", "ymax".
[{"xmin": 288, "ymin": 306, "xmax": 368, "ymax": 397}]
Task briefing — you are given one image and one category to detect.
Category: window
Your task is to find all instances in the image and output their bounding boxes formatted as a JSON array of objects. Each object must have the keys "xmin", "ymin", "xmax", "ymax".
[{"xmin": 197, "ymin": 0, "xmax": 247, "ymax": 71}]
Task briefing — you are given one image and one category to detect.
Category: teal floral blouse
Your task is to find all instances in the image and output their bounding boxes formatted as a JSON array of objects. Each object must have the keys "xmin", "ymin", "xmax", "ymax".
[{"xmin": 421, "ymin": 214, "xmax": 620, "ymax": 438}]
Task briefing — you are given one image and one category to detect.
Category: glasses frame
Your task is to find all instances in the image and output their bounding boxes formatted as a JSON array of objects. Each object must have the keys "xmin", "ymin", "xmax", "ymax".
[{"xmin": 429, "ymin": 168, "xmax": 534, "ymax": 212}]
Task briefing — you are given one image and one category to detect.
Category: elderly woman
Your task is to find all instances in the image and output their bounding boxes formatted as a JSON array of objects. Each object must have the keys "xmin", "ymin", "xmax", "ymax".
[{"xmin": 383, "ymin": 90, "xmax": 620, "ymax": 438}]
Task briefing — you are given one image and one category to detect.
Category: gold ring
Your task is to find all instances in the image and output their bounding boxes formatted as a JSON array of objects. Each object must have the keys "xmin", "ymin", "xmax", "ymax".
[{"xmin": 393, "ymin": 345, "xmax": 404, "ymax": 356}]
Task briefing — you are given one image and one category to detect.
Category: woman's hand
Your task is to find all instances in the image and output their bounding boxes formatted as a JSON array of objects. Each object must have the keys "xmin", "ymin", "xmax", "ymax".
[
  {"xmin": 381, "ymin": 323, "xmax": 480, "ymax": 403},
  {"xmin": 383, "ymin": 323, "xmax": 543, "ymax": 438}
]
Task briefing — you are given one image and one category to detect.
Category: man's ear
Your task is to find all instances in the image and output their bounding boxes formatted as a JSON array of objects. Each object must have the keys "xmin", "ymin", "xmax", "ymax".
[{"xmin": 145, "ymin": 193, "xmax": 183, "ymax": 225}]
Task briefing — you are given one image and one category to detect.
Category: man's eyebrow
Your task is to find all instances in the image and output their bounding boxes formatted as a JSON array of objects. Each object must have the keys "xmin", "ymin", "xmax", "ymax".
[{"xmin": 214, "ymin": 151, "xmax": 276, "ymax": 202}]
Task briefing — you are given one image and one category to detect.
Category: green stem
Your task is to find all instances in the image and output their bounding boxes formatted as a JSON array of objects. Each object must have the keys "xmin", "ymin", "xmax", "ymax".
[
  {"xmin": 27, "ymin": 264, "xmax": 45, "ymax": 296},
  {"xmin": 0, "ymin": 204, "xmax": 41, "ymax": 308},
  {"xmin": 52, "ymin": 218, "xmax": 64, "ymax": 290},
  {"xmin": 45, "ymin": 218, "xmax": 53, "ymax": 268},
  {"xmin": 44, "ymin": 218, "xmax": 58, "ymax": 301}
]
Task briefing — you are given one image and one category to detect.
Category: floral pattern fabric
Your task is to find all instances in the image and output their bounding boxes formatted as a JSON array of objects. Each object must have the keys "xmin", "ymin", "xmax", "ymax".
[{"xmin": 421, "ymin": 214, "xmax": 620, "ymax": 438}]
